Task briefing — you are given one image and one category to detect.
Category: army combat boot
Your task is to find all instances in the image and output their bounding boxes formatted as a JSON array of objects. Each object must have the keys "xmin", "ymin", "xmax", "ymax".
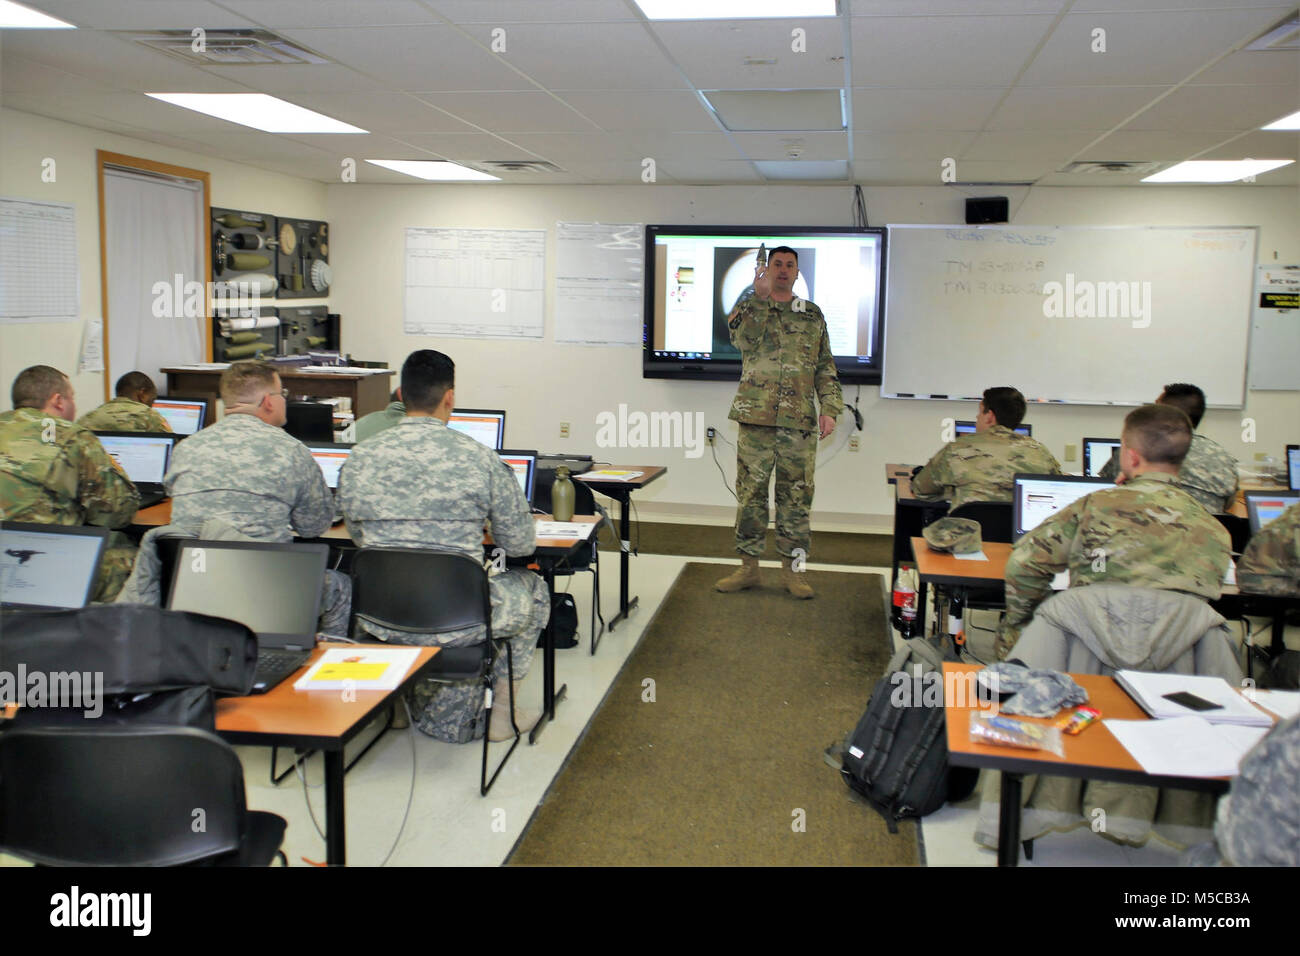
[
  {"xmin": 489, "ymin": 679, "xmax": 539, "ymax": 741},
  {"xmin": 715, "ymin": 555, "xmax": 760, "ymax": 592},
  {"xmin": 782, "ymin": 557, "xmax": 814, "ymax": 599}
]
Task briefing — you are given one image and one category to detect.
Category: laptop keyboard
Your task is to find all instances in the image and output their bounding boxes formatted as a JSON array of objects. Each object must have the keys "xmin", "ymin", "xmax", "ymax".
[{"xmin": 253, "ymin": 648, "xmax": 312, "ymax": 691}]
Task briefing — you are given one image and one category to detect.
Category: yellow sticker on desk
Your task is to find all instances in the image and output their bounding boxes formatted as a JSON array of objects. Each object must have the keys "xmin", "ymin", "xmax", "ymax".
[{"xmin": 310, "ymin": 663, "xmax": 389, "ymax": 682}]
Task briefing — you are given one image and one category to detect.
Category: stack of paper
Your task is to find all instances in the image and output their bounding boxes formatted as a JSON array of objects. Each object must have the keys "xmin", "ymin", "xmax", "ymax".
[
  {"xmin": 534, "ymin": 520, "xmax": 597, "ymax": 540},
  {"xmin": 1114, "ymin": 670, "xmax": 1272, "ymax": 726},
  {"xmin": 293, "ymin": 647, "xmax": 420, "ymax": 691},
  {"xmin": 1253, "ymin": 689, "xmax": 1300, "ymax": 721},
  {"xmin": 1105, "ymin": 717, "xmax": 1270, "ymax": 777},
  {"xmin": 583, "ymin": 469, "xmax": 642, "ymax": 481}
]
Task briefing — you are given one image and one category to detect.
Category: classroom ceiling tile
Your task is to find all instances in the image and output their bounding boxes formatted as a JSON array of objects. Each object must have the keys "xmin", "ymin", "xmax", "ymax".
[
  {"xmin": 1123, "ymin": 84, "xmax": 1299, "ymax": 133},
  {"xmin": 850, "ymin": 15, "xmax": 1057, "ymax": 88},
  {"xmin": 415, "ymin": 91, "xmax": 602, "ymax": 133},
  {"xmin": 651, "ymin": 17, "xmax": 846, "ymax": 91},
  {"xmin": 729, "ymin": 131, "xmax": 849, "ymax": 161},
  {"xmin": 487, "ymin": 131, "xmax": 650, "ymax": 164},
  {"xmin": 1197, "ymin": 130, "xmax": 1300, "ymax": 161},
  {"xmin": 553, "ymin": 90, "xmax": 719, "ymax": 131},
  {"xmin": 20, "ymin": 0, "xmax": 255, "ymax": 30},
  {"xmin": 1078, "ymin": 129, "xmax": 1244, "ymax": 161},
  {"xmin": 1189, "ymin": 49, "xmax": 1299, "ymax": 86},
  {"xmin": 851, "ymin": 130, "xmax": 979, "ymax": 161},
  {"xmin": 1069, "ymin": 0, "xmax": 1294, "ymax": 10},
  {"xmin": 393, "ymin": 132, "xmax": 543, "ymax": 162},
  {"xmin": 849, "ymin": 0, "xmax": 1068, "ymax": 14},
  {"xmin": 217, "ymin": 0, "xmax": 442, "ymax": 28},
  {"xmin": 649, "ymin": 159, "xmax": 765, "ymax": 184},
  {"xmin": 548, "ymin": 160, "xmax": 652, "ymax": 183},
  {"xmin": 964, "ymin": 129, "xmax": 1108, "ymax": 162},
  {"xmin": 986, "ymin": 86, "xmax": 1167, "ymax": 131},
  {"xmin": 851, "ymin": 88, "xmax": 1006, "ymax": 132},
  {"xmin": 929, "ymin": 159, "xmax": 1058, "ymax": 182},
  {"xmin": 197, "ymin": 63, "xmax": 387, "ymax": 94},
  {"xmin": 1019, "ymin": 9, "xmax": 1294, "ymax": 86},
  {"xmin": 287, "ymin": 92, "xmax": 479, "ymax": 133},
  {"xmin": 1, "ymin": 29, "xmax": 249, "ymax": 91},
  {"xmin": 427, "ymin": 1, "xmax": 639, "ymax": 22},
  {"xmin": 0, "ymin": 54, "xmax": 120, "ymax": 94}
]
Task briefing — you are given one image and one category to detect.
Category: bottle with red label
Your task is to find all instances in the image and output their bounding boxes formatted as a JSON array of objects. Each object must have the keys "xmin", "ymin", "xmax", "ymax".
[{"xmin": 892, "ymin": 569, "xmax": 918, "ymax": 637}]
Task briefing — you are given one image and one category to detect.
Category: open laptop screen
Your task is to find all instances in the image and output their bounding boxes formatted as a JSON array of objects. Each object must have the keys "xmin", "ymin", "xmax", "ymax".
[
  {"xmin": 954, "ymin": 420, "xmax": 1031, "ymax": 438},
  {"xmin": 1013, "ymin": 474, "xmax": 1110, "ymax": 540},
  {"xmin": 94, "ymin": 432, "xmax": 174, "ymax": 485},
  {"xmin": 448, "ymin": 409, "xmax": 506, "ymax": 450},
  {"xmin": 152, "ymin": 397, "xmax": 207, "ymax": 435},
  {"xmin": 307, "ymin": 442, "xmax": 353, "ymax": 489},
  {"xmin": 166, "ymin": 541, "xmax": 327, "ymax": 646},
  {"xmin": 1245, "ymin": 492, "xmax": 1299, "ymax": 536},
  {"xmin": 1082, "ymin": 438, "xmax": 1121, "ymax": 478},
  {"xmin": 498, "ymin": 450, "xmax": 537, "ymax": 506},
  {"xmin": 0, "ymin": 522, "xmax": 109, "ymax": 610}
]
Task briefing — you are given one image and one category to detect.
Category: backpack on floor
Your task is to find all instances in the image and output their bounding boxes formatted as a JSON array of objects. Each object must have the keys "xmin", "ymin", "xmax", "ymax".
[{"xmin": 841, "ymin": 637, "xmax": 978, "ymax": 832}]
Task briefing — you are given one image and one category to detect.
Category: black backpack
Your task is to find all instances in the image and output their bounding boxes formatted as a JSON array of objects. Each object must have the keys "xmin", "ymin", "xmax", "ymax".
[{"xmin": 841, "ymin": 637, "xmax": 978, "ymax": 832}]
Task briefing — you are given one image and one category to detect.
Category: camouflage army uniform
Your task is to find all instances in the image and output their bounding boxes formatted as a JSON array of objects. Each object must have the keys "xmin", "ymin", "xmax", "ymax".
[
  {"xmin": 0, "ymin": 407, "xmax": 140, "ymax": 601},
  {"xmin": 1199, "ymin": 714, "xmax": 1300, "ymax": 866},
  {"xmin": 163, "ymin": 413, "xmax": 351, "ymax": 634},
  {"xmin": 999, "ymin": 471, "xmax": 1230, "ymax": 658},
  {"xmin": 78, "ymin": 397, "xmax": 173, "ymax": 434},
  {"xmin": 354, "ymin": 401, "xmax": 405, "ymax": 443},
  {"xmin": 336, "ymin": 416, "xmax": 549, "ymax": 743},
  {"xmin": 727, "ymin": 294, "xmax": 843, "ymax": 558},
  {"xmin": 1100, "ymin": 433, "xmax": 1238, "ymax": 512},
  {"xmin": 912, "ymin": 425, "xmax": 1061, "ymax": 510},
  {"xmin": 1237, "ymin": 500, "xmax": 1300, "ymax": 597}
]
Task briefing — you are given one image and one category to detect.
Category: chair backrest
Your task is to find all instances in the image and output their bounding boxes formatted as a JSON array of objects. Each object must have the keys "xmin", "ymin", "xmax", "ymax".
[
  {"xmin": 284, "ymin": 401, "xmax": 334, "ymax": 443},
  {"xmin": 350, "ymin": 548, "xmax": 492, "ymax": 640},
  {"xmin": 948, "ymin": 501, "xmax": 1014, "ymax": 544},
  {"xmin": 1214, "ymin": 513, "xmax": 1252, "ymax": 555},
  {"xmin": 534, "ymin": 470, "xmax": 596, "ymax": 516},
  {"xmin": 0, "ymin": 726, "xmax": 246, "ymax": 866}
]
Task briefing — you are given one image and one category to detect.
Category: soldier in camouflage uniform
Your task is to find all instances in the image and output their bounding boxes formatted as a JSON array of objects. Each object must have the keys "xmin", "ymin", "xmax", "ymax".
[
  {"xmin": 999, "ymin": 404, "xmax": 1230, "ymax": 658},
  {"xmin": 162, "ymin": 361, "xmax": 351, "ymax": 634},
  {"xmin": 0, "ymin": 365, "xmax": 140, "ymax": 601},
  {"xmin": 354, "ymin": 389, "xmax": 405, "ymax": 443},
  {"xmin": 715, "ymin": 247, "xmax": 843, "ymax": 599},
  {"xmin": 77, "ymin": 371, "xmax": 173, "ymax": 433},
  {"xmin": 1237, "ymin": 500, "xmax": 1299, "ymax": 597},
  {"xmin": 1099, "ymin": 383, "xmax": 1237, "ymax": 512},
  {"xmin": 337, "ymin": 350, "xmax": 549, "ymax": 744},
  {"xmin": 912, "ymin": 387, "xmax": 1060, "ymax": 509}
]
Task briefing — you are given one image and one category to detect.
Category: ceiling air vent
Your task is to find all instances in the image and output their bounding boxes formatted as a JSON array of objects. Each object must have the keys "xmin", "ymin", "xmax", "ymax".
[
  {"xmin": 479, "ymin": 160, "xmax": 565, "ymax": 173},
  {"xmin": 1060, "ymin": 161, "xmax": 1160, "ymax": 176},
  {"xmin": 1245, "ymin": 13, "xmax": 1299, "ymax": 51},
  {"xmin": 121, "ymin": 29, "xmax": 330, "ymax": 66}
]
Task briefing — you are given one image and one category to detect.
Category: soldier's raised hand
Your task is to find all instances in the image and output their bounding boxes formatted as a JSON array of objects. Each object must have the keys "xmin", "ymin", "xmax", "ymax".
[{"xmin": 753, "ymin": 260, "xmax": 772, "ymax": 300}]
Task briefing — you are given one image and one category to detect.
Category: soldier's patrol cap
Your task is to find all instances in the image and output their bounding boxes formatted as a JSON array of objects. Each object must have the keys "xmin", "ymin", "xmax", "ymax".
[{"xmin": 922, "ymin": 517, "xmax": 982, "ymax": 554}]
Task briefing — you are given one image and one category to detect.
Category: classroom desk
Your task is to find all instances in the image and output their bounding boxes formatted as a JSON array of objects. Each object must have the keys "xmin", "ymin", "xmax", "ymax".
[
  {"xmin": 943, "ymin": 662, "xmax": 1241, "ymax": 867},
  {"xmin": 574, "ymin": 465, "xmax": 668, "ymax": 632},
  {"xmin": 161, "ymin": 366, "xmax": 395, "ymax": 419},
  {"xmin": 216, "ymin": 643, "xmax": 440, "ymax": 867}
]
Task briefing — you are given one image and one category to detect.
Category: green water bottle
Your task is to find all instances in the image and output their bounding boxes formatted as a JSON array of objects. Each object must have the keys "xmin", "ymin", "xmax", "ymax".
[{"xmin": 551, "ymin": 466, "xmax": 575, "ymax": 522}]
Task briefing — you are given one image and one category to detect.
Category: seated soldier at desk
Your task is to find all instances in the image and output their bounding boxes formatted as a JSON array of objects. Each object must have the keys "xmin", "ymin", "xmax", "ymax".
[
  {"xmin": 0, "ymin": 365, "xmax": 140, "ymax": 600},
  {"xmin": 999, "ymin": 404, "xmax": 1230, "ymax": 658},
  {"xmin": 1237, "ymin": 500, "xmax": 1300, "ymax": 597},
  {"xmin": 354, "ymin": 388, "xmax": 404, "ymax": 443},
  {"xmin": 77, "ymin": 371, "xmax": 172, "ymax": 433},
  {"xmin": 911, "ymin": 386, "xmax": 1060, "ymax": 509},
  {"xmin": 337, "ymin": 349, "xmax": 548, "ymax": 744}
]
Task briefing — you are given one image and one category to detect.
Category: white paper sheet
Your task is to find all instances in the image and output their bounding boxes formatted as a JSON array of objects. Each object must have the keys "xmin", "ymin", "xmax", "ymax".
[
  {"xmin": 554, "ymin": 221, "xmax": 643, "ymax": 346},
  {"xmin": 1104, "ymin": 717, "xmax": 1260, "ymax": 778},
  {"xmin": 293, "ymin": 646, "xmax": 421, "ymax": 691}
]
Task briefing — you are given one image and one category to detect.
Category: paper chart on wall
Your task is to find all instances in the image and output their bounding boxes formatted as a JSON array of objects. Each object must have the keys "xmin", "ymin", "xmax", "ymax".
[
  {"xmin": 0, "ymin": 197, "xmax": 79, "ymax": 324},
  {"xmin": 554, "ymin": 221, "xmax": 643, "ymax": 346},
  {"xmin": 404, "ymin": 227, "xmax": 545, "ymax": 340}
]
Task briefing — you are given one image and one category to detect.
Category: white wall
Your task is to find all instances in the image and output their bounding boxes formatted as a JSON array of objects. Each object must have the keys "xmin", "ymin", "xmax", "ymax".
[
  {"xmin": 326, "ymin": 181, "xmax": 1300, "ymax": 531},
  {"xmin": 0, "ymin": 108, "xmax": 327, "ymax": 409}
]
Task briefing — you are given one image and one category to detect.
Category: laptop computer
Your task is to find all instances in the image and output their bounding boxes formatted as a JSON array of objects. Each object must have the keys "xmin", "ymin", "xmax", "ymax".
[
  {"xmin": 1245, "ymin": 491, "xmax": 1300, "ymax": 536},
  {"xmin": 165, "ymin": 540, "xmax": 328, "ymax": 694},
  {"xmin": 499, "ymin": 450, "xmax": 538, "ymax": 507},
  {"xmin": 1082, "ymin": 438, "xmax": 1121, "ymax": 478},
  {"xmin": 449, "ymin": 408, "xmax": 507, "ymax": 450},
  {"xmin": 954, "ymin": 420, "xmax": 1032, "ymax": 437},
  {"xmin": 1012, "ymin": 474, "xmax": 1111, "ymax": 541},
  {"xmin": 306, "ymin": 441, "xmax": 353, "ymax": 490},
  {"xmin": 0, "ymin": 522, "xmax": 109, "ymax": 610},
  {"xmin": 93, "ymin": 431, "xmax": 176, "ymax": 508},
  {"xmin": 1287, "ymin": 444, "xmax": 1299, "ymax": 491},
  {"xmin": 152, "ymin": 396, "xmax": 208, "ymax": 436}
]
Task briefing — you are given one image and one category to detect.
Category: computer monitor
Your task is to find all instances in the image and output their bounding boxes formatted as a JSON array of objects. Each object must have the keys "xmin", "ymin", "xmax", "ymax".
[
  {"xmin": 1288, "ymin": 444, "xmax": 1299, "ymax": 491},
  {"xmin": 498, "ymin": 450, "xmax": 537, "ymax": 506},
  {"xmin": 306, "ymin": 442, "xmax": 353, "ymax": 490},
  {"xmin": 1082, "ymin": 438, "xmax": 1122, "ymax": 478},
  {"xmin": 1012, "ymin": 474, "xmax": 1110, "ymax": 540},
  {"xmin": 954, "ymin": 420, "xmax": 1031, "ymax": 438},
  {"xmin": 448, "ymin": 409, "xmax": 507, "ymax": 450},
  {"xmin": 1, "ymin": 522, "xmax": 109, "ymax": 610},
  {"xmin": 93, "ymin": 432, "xmax": 175, "ymax": 487},
  {"xmin": 1245, "ymin": 491, "xmax": 1300, "ymax": 536},
  {"xmin": 165, "ymin": 540, "xmax": 327, "ymax": 646},
  {"xmin": 152, "ymin": 396, "xmax": 208, "ymax": 435}
]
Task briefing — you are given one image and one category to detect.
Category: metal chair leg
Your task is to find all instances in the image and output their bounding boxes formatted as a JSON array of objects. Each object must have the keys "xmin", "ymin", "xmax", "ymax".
[
  {"xmin": 481, "ymin": 643, "xmax": 520, "ymax": 796},
  {"xmin": 589, "ymin": 563, "xmax": 606, "ymax": 655}
]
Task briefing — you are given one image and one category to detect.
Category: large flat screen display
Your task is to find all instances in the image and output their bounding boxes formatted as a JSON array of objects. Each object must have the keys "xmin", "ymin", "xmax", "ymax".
[{"xmin": 644, "ymin": 225, "xmax": 887, "ymax": 384}]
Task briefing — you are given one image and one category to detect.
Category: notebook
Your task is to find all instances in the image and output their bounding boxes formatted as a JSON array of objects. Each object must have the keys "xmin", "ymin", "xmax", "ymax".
[
  {"xmin": 0, "ymin": 522, "xmax": 109, "ymax": 610},
  {"xmin": 94, "ymin": 431, "xmax": 176, "ymax": 507},
  {"xmin": 1114, "ymin": 670, "xmax": 1272, "ymax": 727}
]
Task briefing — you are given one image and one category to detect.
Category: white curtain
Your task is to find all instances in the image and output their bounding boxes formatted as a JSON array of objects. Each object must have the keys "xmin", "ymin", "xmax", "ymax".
[{"xmin": 103, "ymin": 166, "xmax": 204, "ymax": 392}]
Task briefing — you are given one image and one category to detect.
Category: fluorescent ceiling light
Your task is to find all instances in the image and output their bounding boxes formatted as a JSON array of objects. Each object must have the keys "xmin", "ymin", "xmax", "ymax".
[
  {"xmin": 634, "ymin": 0, "xmax": 836, "ymax": 19},
  {"xmin": 366, "ymin": 160, "xmax": 499, "ymax": 181},
  {"xmin": 1262, "ymin": 109, "xmax": 1300, "ymax": 131},
  {"xmin": 0, "ymin": 0, "xmax": 74, "ymax": 27},
  {"xmin": 145, "ymin": 93, "xmax": 366, "ymax": 133},
  {"xmin": 1142, "ymin": 159, "xmax": 1293, "ymax": 183}
]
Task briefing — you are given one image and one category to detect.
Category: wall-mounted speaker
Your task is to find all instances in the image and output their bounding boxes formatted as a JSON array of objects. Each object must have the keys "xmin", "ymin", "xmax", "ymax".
[{"xmin": 965, "ymin": 196, "xmax": 1009, "ymax": 224}]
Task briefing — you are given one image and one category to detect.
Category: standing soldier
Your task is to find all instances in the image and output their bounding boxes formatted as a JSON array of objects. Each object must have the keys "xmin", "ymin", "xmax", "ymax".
[
  {"xmin": 714, "ymin": 246, "xmax": 843, "ymax": 599},
  {"xmin": 0, "ymin": 365, "xmax": 140, "ymax": 601},
  {"xmin": 78, "ymin": 371, "xmax": 173, "ymax": 433}
]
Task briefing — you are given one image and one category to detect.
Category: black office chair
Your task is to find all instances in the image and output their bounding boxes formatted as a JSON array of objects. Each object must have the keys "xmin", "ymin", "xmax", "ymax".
[
  {"xmin": 0, "ymin": 726, "xmax": 286, "ymax": 866},
  {"xmin": 285, "ymin": 401, "xmax": 334, "ymax": 442},
  {"xmin": 349, "ymin": 547, "xmax": 519, "ymax": 796},
  {"xmin": 535, "ymin": 471, "xmax": 605, "ymax": 653}
]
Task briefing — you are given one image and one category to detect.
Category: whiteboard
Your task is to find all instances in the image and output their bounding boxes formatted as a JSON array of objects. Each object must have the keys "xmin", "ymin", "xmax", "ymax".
[
  {"xmin": 881, "ymin": 225, "xmax": 1258, "ymax": 408},
  {"xmin": 1247, "ymin": 264, "xmax": 1300, "ymax": 391}
]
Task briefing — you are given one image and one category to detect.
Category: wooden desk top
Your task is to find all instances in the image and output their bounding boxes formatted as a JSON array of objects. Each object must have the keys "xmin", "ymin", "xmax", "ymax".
[
  {"xmin": 216, "ymin": 644, "xmax": 438, "ymax": 746},
  {"xmin": 574, "ymin": 465, "xmax": 667, "ymax": 489},
  {"xmin": 885, "ymin": 463, "xmax": 916, "ymax": 484},
  {"xmin": 911, "ymin": 537, "xmax": 1011, "ymax": 586}
]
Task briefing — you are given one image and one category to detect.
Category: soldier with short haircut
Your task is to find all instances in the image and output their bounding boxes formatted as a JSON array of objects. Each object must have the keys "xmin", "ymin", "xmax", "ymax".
[
  {"xmin": 714, "ymin": 246, "xmax": 843, "ymax": 599},
  {"xmin": 911, "ymin": 386, "xmax": 1061, "ymax": 510},
  {"xmin": 354, "ymin": 388, "xmax": 405, "ymax": 443},
  {"xmin": 161, "ymin": 360, "xmax": 350, "ymax": 633},
  {"xmin": 77, "ymin": 371, "xmax": 172, "ymax": 433},
  {"xmin": 1237, "ymin": 500, "xmax": 1300, "ymax": 597},
  {"xmin": 1100, "ymin": 382, "xmax": 1238, "ymax": 512},
  {"xmin": 999, "ymin": 403, "xmax": 1231, "ymax": 658},
  {"xmin": 0, "ymin": 365, "xmax": 140, "ymax": 601},
  {"xmin": 337, "ymin": 350, "xmax": 549, "ymax": 743}
]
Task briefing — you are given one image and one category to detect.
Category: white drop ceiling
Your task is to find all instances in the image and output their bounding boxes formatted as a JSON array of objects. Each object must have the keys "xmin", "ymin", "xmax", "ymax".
[{"xmin": 1, "ymin": 0, "xmax": 1296, "ymax": 186}]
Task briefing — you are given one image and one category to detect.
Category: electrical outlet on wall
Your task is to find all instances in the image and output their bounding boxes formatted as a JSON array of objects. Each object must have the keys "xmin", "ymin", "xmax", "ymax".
[
  {"xmin": 560, "ymin": 422, "xmax": 570, "ymax": 438},
  {"xmin": 848, "ymin": 435, "xmax": 860, "ymax": 452},
  {"xmin": 1064, "ymin": 443, "xmax": 1077, "ymax": 462}
]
